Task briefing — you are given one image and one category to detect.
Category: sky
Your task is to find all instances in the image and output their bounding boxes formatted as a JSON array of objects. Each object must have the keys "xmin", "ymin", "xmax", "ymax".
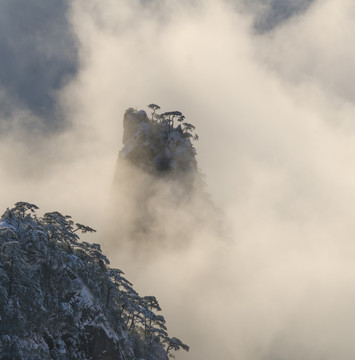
[{"xmin": 3, "ymin": 0, "xmax": 355, "ymax": 359}]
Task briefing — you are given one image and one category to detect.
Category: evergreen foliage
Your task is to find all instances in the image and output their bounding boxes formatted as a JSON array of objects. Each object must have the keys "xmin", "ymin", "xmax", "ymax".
[
  {"xmin": 146, "ymin": 105, "xmax": 198, "ymax": 141},
  {"xmin": 0, "ymin": 202, "xmax": 188, "ymax": 359}
]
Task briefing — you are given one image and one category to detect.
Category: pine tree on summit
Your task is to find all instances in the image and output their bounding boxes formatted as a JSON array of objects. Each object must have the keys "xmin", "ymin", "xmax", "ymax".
[
  {"xmin": 146, "ymin": 104, "xmax": 199, "ymax": 141},
  {"xmin": 148, "ymin": 103, "xmax": 161, "ymax": 121}
]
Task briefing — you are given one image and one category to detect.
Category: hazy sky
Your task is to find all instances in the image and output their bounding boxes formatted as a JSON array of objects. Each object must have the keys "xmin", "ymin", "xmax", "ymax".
[{"xmin": 3, "ymin": 0, "xmax": 355, "ymax": 359}]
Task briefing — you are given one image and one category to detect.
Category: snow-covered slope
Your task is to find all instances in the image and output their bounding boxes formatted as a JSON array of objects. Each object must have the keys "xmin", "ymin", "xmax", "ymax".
[{"xmin": 0, "ymin": 202, "xmax": 188, "ymax": 360}]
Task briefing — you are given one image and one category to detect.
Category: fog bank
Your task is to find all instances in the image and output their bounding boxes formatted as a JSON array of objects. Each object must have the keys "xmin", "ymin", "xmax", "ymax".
[{"xmin": 2, "ymin": 0, "xmax": 355, "ymax": 359}]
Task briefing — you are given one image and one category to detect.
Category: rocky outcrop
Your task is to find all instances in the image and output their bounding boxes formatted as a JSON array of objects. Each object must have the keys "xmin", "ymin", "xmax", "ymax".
[
  {"xmin": 120, "ymin": 108, "xmax": 198, "ymax": 176},
  {"xmin": 110, "ymin": 107, "xmax": 221, "ymax": 253}
]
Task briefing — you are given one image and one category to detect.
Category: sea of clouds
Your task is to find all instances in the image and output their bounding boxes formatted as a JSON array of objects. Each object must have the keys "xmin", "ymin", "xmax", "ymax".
[{"xmin": 2, "ymin": 0, "xmax": 355, "ymax": 359}]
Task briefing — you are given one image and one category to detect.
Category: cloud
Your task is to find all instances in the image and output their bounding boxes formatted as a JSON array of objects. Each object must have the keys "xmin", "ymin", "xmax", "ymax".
[
  {"xmin": 2, "ymin": 0, "xmax": 355, "ymax": 359},
  {"xmin": 0, "ymin": 0, "xmax": 77, "ymax": 121},
  {"xmin": 244, "ymin": 0, "xmax": 315, "ymax": 32}
]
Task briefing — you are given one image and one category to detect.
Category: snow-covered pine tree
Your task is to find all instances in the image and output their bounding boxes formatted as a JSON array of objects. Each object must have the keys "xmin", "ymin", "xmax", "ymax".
[{"xmin": 0, "ymin": 202, "xmax": 188, "ymax": 360}]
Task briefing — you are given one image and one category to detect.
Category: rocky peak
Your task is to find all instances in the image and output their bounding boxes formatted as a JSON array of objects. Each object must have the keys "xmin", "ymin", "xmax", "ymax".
[
  {"xmin": 120, "ymin": 107, "xmax": 198, "ymax": 176},
  {"xmin": 109, "ymin": 106, "xmax": 220, "ymax": 252}
]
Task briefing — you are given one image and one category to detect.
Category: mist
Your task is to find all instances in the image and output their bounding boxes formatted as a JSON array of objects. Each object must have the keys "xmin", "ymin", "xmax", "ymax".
[{"xmin": 2, "ymin": 0, "xmax": 355, "ymax": 359}]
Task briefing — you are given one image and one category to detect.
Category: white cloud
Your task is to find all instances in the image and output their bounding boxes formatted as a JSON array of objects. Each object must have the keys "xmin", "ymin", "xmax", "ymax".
[{"xmin": 2, "ymin": 0, "xmax": 355, "ymax": 358}]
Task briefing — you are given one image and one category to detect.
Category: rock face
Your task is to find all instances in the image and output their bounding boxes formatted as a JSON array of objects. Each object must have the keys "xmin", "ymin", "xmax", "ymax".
[
  {"xmin": 110, "ymin": 107, "xmax": 221, "ymax": 253},
  {"xmin": 0, "ymin": 202, "xmax": 186, "ymax": 360},
  {"xmin": 120, "ymin": 108, "xmax": 198, "ymax": 176}
]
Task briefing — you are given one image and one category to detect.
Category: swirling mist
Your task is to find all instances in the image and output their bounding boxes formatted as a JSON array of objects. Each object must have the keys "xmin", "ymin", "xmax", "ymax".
[{"xmin": 2, "ymin": 0, "xmax": 355, "ymax": 359}]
